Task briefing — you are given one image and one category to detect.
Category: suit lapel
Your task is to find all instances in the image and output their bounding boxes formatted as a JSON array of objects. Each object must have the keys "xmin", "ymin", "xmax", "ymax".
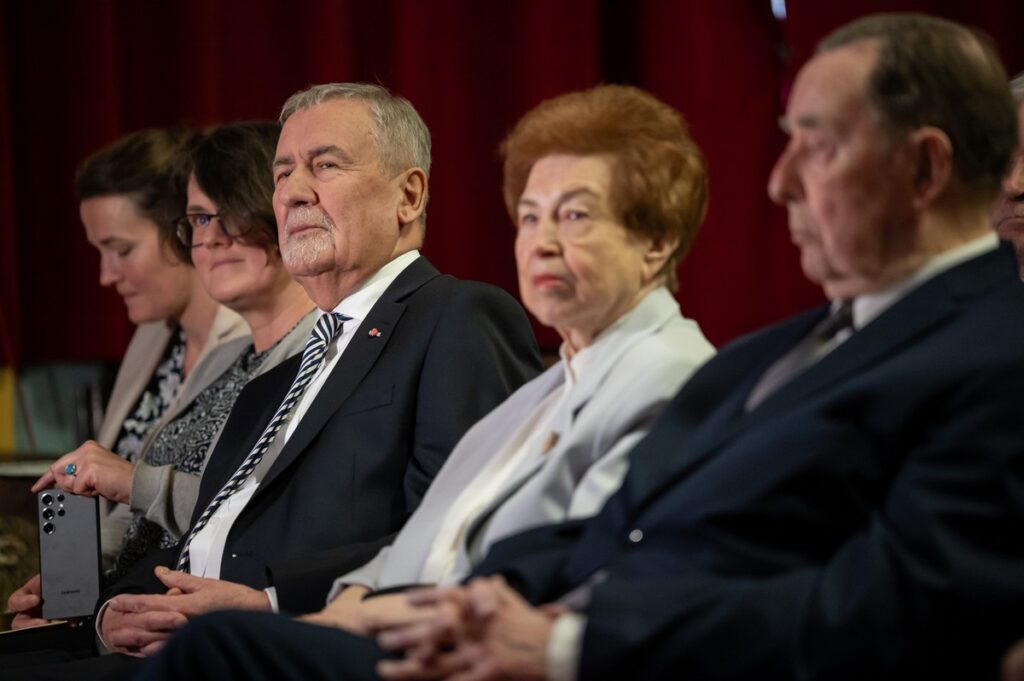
[
  {"xmin": 462, "ymin": 291, "xmax": 690, "ymax": 550},
  {"xmin": 625, "ymin": 246, "xmax": 1009, "ymax": 512},
  {"xmin": 257, "ymin": 258, "xmax": 441, "ymax": 492},
  {"xmin": 460, "ymin": 368, "xmax": 568, "ymax": 548},
  {"xmin": 753, "ymin": 290, "xmax": 951, "ymax": 417},
  {"xmin": 736, "ymin": 245, "xmax": 1009, "ymax": 432},
  {"xmin": 621, "ymin": 307, "xmax": 823, "ymax": 508}
]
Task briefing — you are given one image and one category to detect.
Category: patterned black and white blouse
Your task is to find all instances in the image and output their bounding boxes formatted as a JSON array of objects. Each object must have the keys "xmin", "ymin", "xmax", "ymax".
[
  {"xmin": 106, "ymin": 343, "xmax": 269, "ymax": 583},
  {"xmin": 113, "ymin": 330, "xmax": 186, "ymax": 463}
]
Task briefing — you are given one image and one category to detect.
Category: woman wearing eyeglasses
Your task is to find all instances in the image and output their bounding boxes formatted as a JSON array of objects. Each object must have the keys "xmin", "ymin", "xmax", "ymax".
[
  {"xmin": 73, "ymin": 128, "xmax": 244, "ymax": 571},
  {"xmin": 7, "ymin": 127, "xmax": 235, "ymax": 627},
  {"xmin": 94, "ymin": 122, "xmax": 315, "ymax": 581},
  {"xmin": 8, "ymin": 122, "xmax": 314, "ymax": 627}
]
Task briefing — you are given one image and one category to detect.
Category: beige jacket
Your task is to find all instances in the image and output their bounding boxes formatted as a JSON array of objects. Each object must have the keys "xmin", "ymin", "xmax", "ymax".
[{"xmin": 98, "ymin": 306, "xmax": 248, "ymax": 567}]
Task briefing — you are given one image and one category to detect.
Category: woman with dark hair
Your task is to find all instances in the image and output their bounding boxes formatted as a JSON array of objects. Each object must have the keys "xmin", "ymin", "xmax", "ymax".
[
  {"xmin": 8, "ymin": 122, "xmax": 315, "ymax": 626},
  {"xmin": 71, "ymin": 128, "xmax": 250, "ymax": 569},
  {"xmin": 6, "ymin": 127, "xmax": 247, "ymax": 627}
]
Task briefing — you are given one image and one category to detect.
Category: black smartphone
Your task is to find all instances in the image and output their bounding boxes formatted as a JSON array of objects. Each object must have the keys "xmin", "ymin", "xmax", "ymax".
[{"xmin": 36, "ymin": 489, "xmax": 101, "ymax": 620}]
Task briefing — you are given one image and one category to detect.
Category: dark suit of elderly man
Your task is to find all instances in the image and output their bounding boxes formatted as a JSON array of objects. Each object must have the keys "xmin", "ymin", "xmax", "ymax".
[
  {"xmin": 3, "ymin": 84, "xmax": 539, "ymax": 680},
  {"xmin": 138, "ymin": 14, "xmax": 1024, "ymax": 681}
]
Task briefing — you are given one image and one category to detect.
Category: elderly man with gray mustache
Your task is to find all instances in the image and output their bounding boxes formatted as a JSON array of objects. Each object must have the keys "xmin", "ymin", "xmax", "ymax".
[{"xmin": 12, "ymin": 83, "xmax": 540, "ymax": 680}]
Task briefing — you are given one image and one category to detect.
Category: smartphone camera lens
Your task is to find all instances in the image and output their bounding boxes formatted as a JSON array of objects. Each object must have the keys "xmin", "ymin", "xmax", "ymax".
[
  {"xmin": 43, "ymin": 522, "xmax": 55, "ymax": 535},
  {"xmin": 57, "ymin": 494, "xmax": 65, "ymax": 502},
  {"xmin": 57, "ymin": 508, "xmax": 66, "ymax": 517},
  {"xmin": 41, "ymin": 494, "xmax": 53, "ymax": 506},
  {"xmin": 42, "ymin": 508, "xmax": 53, "ymax": 520}
]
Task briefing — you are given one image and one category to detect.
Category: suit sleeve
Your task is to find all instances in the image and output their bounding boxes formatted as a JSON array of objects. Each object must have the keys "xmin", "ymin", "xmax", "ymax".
[
  {"xmin": 330, "ymin": 545, "xmax": 392, "ymax": 596},
  {"xmin": 97, "ymin": 545, "xmax": 180, "ymax": 610},
  {"xmin": 131, "ymin": 463, "xmax": 201, "ymax": 540},
  {"xmin": 470, "ymin": 519, "xmax": 589, "ymax": 604},
  {"xmin": 576, "ymin": 364, "xmax": 1024, "ymax": 681},
  {"xmin": 269, "ymin": 535, "xmax": 398, "ymax": 615},
  {"xmin": 132, "ymin": 407, "xmax": 238, "ymax": 538},
  {"xmin": 404, "ymin": 283, "xmax": 541, "ymax": 507},
  {"xmin": 566, "ymin": 327, "xmax": 713, "ymax": 519}
]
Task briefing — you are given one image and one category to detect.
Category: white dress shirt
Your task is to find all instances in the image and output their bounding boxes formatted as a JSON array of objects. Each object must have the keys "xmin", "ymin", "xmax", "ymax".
[{"xmin": 186, "ymin": 250, "xmax": 421, "ymax": 579}]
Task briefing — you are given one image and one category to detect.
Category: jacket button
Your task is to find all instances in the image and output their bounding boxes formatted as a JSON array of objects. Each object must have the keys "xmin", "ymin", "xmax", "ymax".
[{"xmin": 628, "ymin": 529, "xmax": 643, "ymax": 543}]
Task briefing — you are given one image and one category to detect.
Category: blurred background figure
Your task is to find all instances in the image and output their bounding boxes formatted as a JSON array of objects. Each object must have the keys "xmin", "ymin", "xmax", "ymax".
[
  {"xmin": 4, "ymin": 126, "xmax": 244, "ymax": 628},
  {"xmin": 7, "ymin": 121, "xmax": 316, "ymax": 628},
  {"xmin": 992, "ymin": 71, "xmax": 1024, "ymax": 276}
]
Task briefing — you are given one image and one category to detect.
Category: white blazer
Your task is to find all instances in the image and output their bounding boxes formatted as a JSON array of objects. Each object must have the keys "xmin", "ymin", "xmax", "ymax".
[{"xmin": 336, "ymin": 287, "xmax": 714, "ymax": 596}]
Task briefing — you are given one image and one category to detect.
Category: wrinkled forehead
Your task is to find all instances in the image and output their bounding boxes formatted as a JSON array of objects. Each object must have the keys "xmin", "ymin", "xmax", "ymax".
[
  {"xmin": 276, "ymin": 99, "xmax": 377, "ymax": 161},
  {"xmin": 785, "ymin": 40, "xmax": 881, "ymax": 129},
  {"xmin": 522, "ymin": 154, "xmax": 614, "ymax": 194}
]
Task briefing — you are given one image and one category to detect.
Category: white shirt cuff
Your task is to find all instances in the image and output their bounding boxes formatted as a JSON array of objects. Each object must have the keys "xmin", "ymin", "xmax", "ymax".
[
  {"xmin": 94, "ymin": 599, "xmax": 113, "ymax": 652},
  {"xmin": 265, "ymin": 586, "xmax": 280, "ymax": 614},
  {"xmin": 325, "ymin": 579, "xmax": 345, "ymax": 604},
  {"xmin": 547, "ymin": 612, "xmax": 586, "ymax": 681}
]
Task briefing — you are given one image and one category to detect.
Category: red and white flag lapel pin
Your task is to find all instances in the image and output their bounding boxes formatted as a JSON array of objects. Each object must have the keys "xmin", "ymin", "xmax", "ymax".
[{"xmin": 368, "ymin": 327, "xmax": 383, "ymax": 338}]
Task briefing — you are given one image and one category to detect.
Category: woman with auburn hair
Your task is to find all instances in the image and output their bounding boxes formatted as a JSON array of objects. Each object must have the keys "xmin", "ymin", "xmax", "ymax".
[
  {"xmin": 312, "ymin": 84, "xmax": 715, "ymax": 631},
  {"xmin": 132, "ymin": 84, "xmax": 717, "ymax": 681}
]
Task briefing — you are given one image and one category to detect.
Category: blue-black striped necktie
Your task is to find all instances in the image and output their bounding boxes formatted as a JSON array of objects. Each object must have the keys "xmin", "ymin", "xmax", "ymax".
[{"xmin": 176, "ymin": 311, "xmax": 349, "ymax": 572}]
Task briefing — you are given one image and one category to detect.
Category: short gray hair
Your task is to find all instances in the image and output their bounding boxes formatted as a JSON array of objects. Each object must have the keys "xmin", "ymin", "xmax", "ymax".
[
  {"xmin": 279, "ymin": 83, "xmax": 431, "ymax": 178},
  {"xmin": 1012, "ymin": 72, "xmax": 1024, "ymax": 105}
]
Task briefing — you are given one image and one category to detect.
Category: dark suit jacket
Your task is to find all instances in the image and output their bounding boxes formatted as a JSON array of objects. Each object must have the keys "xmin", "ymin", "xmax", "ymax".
[
  {"xmin": 476, "ymin": 244, "xmax": 1024, "ymax": 680},
  {"xmin": 107, "ymin": 257, "xmax": 541, "ymax": 614}
]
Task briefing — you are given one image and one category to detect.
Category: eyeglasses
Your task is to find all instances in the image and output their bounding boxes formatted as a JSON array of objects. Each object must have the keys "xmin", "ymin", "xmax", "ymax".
[{"xmin": 174, "ymin": 212, "xmax": 251, "ymax": 248}]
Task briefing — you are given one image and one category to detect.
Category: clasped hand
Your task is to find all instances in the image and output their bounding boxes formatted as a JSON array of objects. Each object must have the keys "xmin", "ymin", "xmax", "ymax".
[
  {"xmin": 301, "ymin": 586, "xmax": 438, "ymax": 635},
  {"xmin": 6, "ymin": 573, "xmax": 48, "ymax": 629},
  {"xmin": 100, "ymin": 566, "xmax": 271, "ymax": 657},
  {"xmin": 349, "ymin": 576, "xmax": 565, "ymax": 681}
]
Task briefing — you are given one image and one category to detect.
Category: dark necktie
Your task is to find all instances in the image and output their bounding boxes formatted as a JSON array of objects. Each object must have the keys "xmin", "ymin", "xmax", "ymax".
[
  {"xmin": 745, "ymin": 301, "xmax": 855, "ymax": 410},
  {"xmin": 176, "ymin": 311, "xmax": 349, "ymax": 572},
  {"xmin": 816, "ymin": 300, "xmax": 855, "ymax": 341}
]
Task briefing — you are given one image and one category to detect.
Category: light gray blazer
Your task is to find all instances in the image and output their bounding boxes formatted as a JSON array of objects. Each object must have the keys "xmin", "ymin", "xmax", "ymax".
[
  {"xmin": 99, "ymin": 306, "xmax": 248, "ymax": 565},
  {"xmin": 335, "ymin": 287, "xmax": 714, "ymax": 595},
  {"xmin": 129, "ymin": 309, "xmax": 318, "ymax": 540}
]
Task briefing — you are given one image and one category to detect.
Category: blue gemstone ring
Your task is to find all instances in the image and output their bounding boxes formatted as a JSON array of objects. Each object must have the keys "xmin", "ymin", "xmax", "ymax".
[{"xmin": 64, "ymin": 463, "xmax": 77, "ymax": 476}]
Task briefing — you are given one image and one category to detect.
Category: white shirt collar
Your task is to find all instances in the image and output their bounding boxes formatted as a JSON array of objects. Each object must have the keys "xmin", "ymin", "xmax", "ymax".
[
  {"xmin": 847, "ymin": 233, "xmax": 998, "ymax": 331},
  {"xmin": 324, "ymin": 250, "xmax": 420, "ymax": 322},
  {"xmin": 555, "ymin": 295, "xmax": 635, "ymax": 387},
  {"xmin": 555, "ymin": 287, "xmax": 681, "ymax": 387}
]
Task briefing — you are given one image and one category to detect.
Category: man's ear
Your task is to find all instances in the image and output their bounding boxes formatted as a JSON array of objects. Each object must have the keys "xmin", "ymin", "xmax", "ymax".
[
  {"xmin": 396, "ymin": 168, "xmax": 428, "ymax": 225},
  {"xmin": 909, "ymin": 126, "xmax": 953, "ymax": 210}
]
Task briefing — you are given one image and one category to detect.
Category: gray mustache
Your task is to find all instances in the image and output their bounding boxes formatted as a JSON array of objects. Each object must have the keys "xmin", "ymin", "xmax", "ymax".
[{"xmin": 284, "ymin": 207, "xmax": 334, "ymax": 234}]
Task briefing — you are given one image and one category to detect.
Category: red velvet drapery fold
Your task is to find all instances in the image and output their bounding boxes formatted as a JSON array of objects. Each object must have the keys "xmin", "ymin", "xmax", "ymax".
[{"xmin": 2, "ymin": 1, "xmax": 1022, "ymax": 363}]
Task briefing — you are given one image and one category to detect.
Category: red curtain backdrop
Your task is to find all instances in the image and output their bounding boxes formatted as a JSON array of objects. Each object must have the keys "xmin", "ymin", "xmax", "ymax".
[
  {"xmin": 2, "ymin": 0, "xmax": 1022, "ymax": 363},
  {"xmin": 0, "ymin": 3, "xmax": 21, "ymax": 365}
]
